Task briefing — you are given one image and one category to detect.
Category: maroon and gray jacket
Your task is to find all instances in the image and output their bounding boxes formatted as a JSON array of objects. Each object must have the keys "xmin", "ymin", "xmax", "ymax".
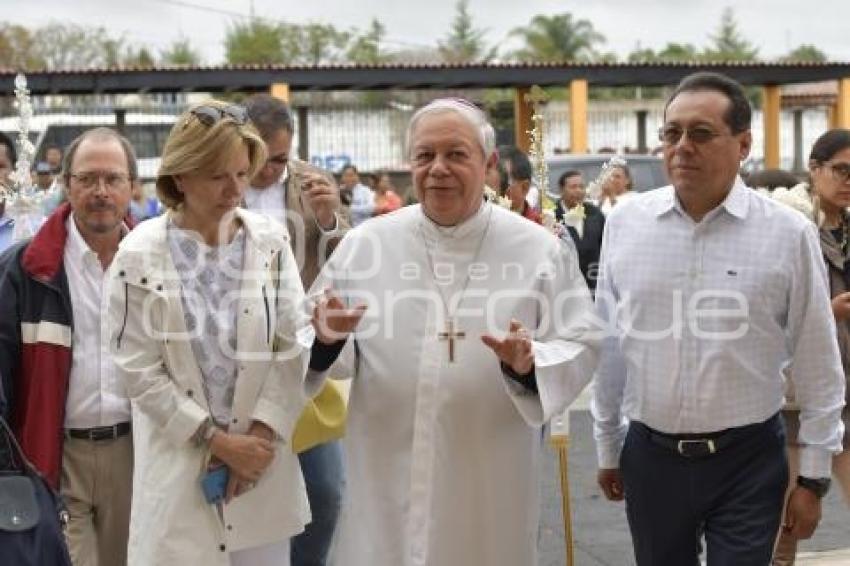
[{"xmin": 0, "ymin": 203, "xmax": 132, "ymax": 488}]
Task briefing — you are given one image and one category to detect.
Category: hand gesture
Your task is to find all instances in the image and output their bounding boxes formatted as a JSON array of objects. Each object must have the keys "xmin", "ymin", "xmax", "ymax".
[
  {"xmin": 481, "ymin": 319, "xmax": 534, "ymax": 375},
  {"xmin": 302, "ymin": 172, "xmax": 340, "ymax": 231},
  {"xmin": 312, "ymin": 288, "xmax": 367, "ymax": 345},
  {"xmin": 782, "ymin": 486, "xmax": 822, "ymax": 540},
  {"xmin": 597, "ymin": 468, "xmax": 625, "ymax": 501}
]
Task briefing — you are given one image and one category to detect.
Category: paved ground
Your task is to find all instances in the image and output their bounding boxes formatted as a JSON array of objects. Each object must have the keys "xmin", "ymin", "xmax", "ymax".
[{"xmin": 538, "ymin": 409, "xmax": 850, "ymax": 566}]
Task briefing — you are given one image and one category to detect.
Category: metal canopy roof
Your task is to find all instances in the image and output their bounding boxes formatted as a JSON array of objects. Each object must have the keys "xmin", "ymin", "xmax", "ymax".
[{"xmin": 1, "ymin": 61, "xmax": 849, "ymax": 95}]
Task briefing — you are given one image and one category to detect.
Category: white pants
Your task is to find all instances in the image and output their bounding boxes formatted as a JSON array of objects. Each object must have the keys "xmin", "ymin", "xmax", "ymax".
[{"xmin": 230, "ymin": 539, "xmax": 290, "ymax": 566}]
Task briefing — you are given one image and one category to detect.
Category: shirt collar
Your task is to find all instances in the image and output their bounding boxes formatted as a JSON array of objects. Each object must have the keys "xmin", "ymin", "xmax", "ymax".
[
  {"xmin": 65, "ymin": 212, "xmax": 128, "ymax": 265},
  {"xmin": 65, "ymin": 213, "xmax": 97, "ymax": 265},
  {"xmin": 419, "ymin": 200, "xmax": 489, "ymax": 241},
  {"xmin": 654, "ymin": 175, "xmax": 750, "ymax": 220}
]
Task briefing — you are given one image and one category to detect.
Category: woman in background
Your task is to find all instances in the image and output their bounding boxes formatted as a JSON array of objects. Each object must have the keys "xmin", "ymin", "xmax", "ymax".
[{"xmin": 773, "ymin": 128, "xmax": 850, "ymax": 565}]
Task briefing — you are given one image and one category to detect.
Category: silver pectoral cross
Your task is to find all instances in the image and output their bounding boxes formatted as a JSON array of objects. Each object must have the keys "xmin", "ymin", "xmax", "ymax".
[{"xmin": 438, "ymin": 318, "xmax": 466, "ymax": 363}]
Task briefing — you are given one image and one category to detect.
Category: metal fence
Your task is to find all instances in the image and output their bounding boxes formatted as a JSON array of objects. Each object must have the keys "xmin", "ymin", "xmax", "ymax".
[{"xmin": 0, "ymin": 91, "xmax": 833, "ymax": 181}]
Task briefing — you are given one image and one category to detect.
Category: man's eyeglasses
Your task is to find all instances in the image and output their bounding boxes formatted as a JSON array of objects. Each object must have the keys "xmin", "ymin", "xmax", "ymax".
[
  {"xmin": 658, "ymin": 125, "xmax": 724, "ymax": 146},
  {"xmin": 69, "ymin": 171, "xmax": 131, "ymax": 190},
  {"xmin": 189, "ymin": 104, "xmax": 247, "ymax": 128},
  {"xmin": 266, "ymin": 154, "xmax": 288, "ymax": 167},
  {"xmin": 823, "ymin": 162, "xmax": 850, "ymax": 183}
]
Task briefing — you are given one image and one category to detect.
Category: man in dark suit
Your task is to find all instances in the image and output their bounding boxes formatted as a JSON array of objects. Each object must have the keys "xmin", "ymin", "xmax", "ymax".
[{"xmin": 555, "ymin": 170, "xmax": 605, "ymax": 292}]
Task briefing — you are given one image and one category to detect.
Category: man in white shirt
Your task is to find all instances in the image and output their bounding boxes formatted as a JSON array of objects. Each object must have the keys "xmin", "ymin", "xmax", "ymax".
[
  {"xmin": 592, "ymin": 72, "xmax": 846, "ymax": 565},
  {"xmin": 0, "ymin": 128, "xmax": 136, "ymax": 566},
  {"xmin": 339, "ymin": 164, "xmax": 374, "ymax": 227},
  {"xmin": 244, "ymin": 94, "xmax": 349, "ymax": 566}
]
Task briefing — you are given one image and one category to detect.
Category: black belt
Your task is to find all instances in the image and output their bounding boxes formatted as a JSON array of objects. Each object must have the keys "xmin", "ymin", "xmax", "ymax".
[
  {"xmin": 636, "ymin": 413, "xmax": 780, "ymax": 458},
  {"xmin": 65, "ymin": 422, "xmax": 131, "ymax": 441}
]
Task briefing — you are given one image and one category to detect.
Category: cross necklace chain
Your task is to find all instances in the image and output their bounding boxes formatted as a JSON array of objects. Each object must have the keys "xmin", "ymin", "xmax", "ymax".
[{"xmin": 418, "ymin": 205, "xmax": 493, "ymax": 363}]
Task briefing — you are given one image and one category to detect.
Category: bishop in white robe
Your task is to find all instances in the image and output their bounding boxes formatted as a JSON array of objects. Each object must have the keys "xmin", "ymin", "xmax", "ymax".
[{"xmin": 306, "ymin": 98, "xmax": 600, "ymax": 566}]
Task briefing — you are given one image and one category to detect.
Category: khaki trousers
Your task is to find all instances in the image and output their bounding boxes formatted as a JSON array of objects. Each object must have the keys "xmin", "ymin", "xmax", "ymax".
[{"xmin": 61, "ymin": 433, "xmax": 133, "ymax": 566}]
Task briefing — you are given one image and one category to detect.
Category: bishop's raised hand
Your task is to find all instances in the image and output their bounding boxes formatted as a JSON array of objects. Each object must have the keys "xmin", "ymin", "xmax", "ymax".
[
  {"xmin": 481, "ymin": 319, "xmax": 535, "ymax": 376},
  {"xmin": 312, "ymin": 288, "xmax": 367, "ymax": 345}
]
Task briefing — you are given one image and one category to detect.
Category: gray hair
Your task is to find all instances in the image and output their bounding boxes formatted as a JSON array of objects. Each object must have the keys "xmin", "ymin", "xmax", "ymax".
[{"xmin": 406, "ymin": 98, "xmax": 496, "ymax": 158}]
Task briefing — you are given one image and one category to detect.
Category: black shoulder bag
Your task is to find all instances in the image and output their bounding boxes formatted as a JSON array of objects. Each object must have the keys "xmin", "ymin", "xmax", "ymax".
[{"xmin": 0, "ymin": 415, "xmax": 72, "ymax": 566}]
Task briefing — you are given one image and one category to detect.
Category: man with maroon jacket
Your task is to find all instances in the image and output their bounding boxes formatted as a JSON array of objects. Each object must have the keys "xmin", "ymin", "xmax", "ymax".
[{"xmin": 0, "ymin": 127, "xmax": 137, "ymax": 566}]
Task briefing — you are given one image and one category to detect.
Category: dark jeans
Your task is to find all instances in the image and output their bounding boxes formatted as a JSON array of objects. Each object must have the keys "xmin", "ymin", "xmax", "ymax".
[
  {"xmin": 291, "ymin": 440, "xmax": 345, "ymax": 566},
  {"xmin": 620, "ymin": 414, "xmax": 788, "ymax": 566}
]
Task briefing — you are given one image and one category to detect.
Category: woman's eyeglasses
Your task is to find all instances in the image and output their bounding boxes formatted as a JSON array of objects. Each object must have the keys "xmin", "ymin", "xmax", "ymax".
[
  {"xmin": 823, "ymin": 162, "xmax": 850, "ymax": 183},
  {"xmin": 188, "ymin": 104, "xmax": 247, "ymax": 127}
]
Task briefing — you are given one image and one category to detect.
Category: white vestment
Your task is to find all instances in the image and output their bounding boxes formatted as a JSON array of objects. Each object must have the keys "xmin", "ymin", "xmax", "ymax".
[{"xmin": 309, "ymin": 202, "xmax": 599, "ymax": 566}]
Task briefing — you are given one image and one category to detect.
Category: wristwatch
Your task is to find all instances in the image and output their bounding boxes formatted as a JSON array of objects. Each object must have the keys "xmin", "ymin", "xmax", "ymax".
[{"xmin": 797, "ymin": 475, "xmax": 831, "ymax": 499}]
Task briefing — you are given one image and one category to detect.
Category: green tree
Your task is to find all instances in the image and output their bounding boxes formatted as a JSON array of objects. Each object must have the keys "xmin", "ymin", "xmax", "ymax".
[
  {"xmin": 124, "ymin": 46, "xmax": 155, "ymax": 67},
  {"xmin": 161, "ymin": 37, "xmax": 202, "ymax": 65},
  {"xmin": 347, "ymin": 18, "xmax": 387, "ymax": 64},
  {"xmin": 782, "ymin": 44, "xmax": 828, "ymax": 62},
  {"xmin": 438, "ymin": 0, "xmax": 497, "ymax": 63},
  {"xmin": 300, "ymin": 23, "xmax": 351, "ymax": 65},
  {"xmin": 37, "ymin": 23, "xmax": 124, "ymax": 69},
  {"xmin": 225, "ymin": 19, "xmax": 285, "ymax": 64},
  {"xmin": 510, "ymin": 13, "xmax": 605, "ymax": 62},
  {"xmin": 0, "ymin": 23, "xmax": 45, "ymax": 70},
  {"xmin": 658, "ymin": 42, "xmax": 700, "ymax": 61},
  {"xmin": 702, "ymin": 7, "xmax": 758, "ymax": 61}
]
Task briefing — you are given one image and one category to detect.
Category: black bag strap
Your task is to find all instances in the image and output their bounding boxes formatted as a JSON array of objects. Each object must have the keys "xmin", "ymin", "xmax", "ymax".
[{"xmin": 0, "ymin": 415, "xmax": 37, "ymax": 477}]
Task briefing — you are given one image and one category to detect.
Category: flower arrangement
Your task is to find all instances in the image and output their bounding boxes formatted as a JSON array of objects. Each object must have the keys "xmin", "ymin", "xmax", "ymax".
[
  {"xmin": 754, "ymin": 183, "xmax": 814, "ymax": 220},
  {"xmin": 2, "ymin": 73, "xmax": 48, "ymax": 240}
]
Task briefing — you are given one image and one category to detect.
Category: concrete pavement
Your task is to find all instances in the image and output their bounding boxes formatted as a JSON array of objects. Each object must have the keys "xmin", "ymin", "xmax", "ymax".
[{"xmin": 538, "ymin": 404, "xmax": 850, "ymax": 566}]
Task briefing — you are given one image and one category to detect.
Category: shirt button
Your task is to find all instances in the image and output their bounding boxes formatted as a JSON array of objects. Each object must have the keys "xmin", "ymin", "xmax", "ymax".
[
  {"xmin": 226, "ymin": 524, "xmax": 233, "ymax": 531},
  {"xmin": 219, "ymin": 544, "xmax": 226, "ymax": 552},
  {"xmin": 141, "ymin": 277, "xmax": 148, "ymax": 285},
  {"xmin": 187, "ymin": 389, "xmax": 194, "ymax": 398},
  {"xmin": 231, "ymin": 418, "xmax": 238, "ymax": 425}
]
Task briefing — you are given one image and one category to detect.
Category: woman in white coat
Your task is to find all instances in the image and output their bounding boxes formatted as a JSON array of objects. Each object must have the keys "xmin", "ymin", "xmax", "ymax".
[{"xmin": 108, "ymin": 101, "xmax": 313, "ymax": 566}]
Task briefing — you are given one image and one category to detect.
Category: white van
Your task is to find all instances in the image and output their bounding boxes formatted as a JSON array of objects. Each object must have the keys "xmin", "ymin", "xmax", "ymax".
[{"xmin": 0, "ymin": 112, "xmax": 177, "ymax": 180}]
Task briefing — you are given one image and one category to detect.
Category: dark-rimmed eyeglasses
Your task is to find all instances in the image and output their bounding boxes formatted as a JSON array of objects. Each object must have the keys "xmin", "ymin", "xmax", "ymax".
[
  {"xmin": 658, "ymin": 125, "xmax": 724, "ymax": 146},
  {"xmin": 189, "ymin": 104, "xmax": 247, "ymax": 127},
  {"xmin": 822, "ymin": 162, "xmax": 850, "ymax": 183}
]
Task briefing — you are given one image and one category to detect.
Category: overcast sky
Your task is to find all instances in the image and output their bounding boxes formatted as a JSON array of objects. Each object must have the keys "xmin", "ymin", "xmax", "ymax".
[{"xmin": 4, "ymin": 0, "xmax": 849, "ymax": 64}]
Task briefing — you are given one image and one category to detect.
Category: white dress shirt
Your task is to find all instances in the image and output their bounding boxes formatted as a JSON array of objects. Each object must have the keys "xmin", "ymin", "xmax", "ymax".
[
  {"xmin": 245, "ymin": 177, "xmax": 287, "ymax": 228},
  {"xmin": 64, "ymin": 214, "xmax": 131, "ymax": 428},
  {"xmin": 592, "ymin": 178, "xmax": 846, "ymax": 478}
]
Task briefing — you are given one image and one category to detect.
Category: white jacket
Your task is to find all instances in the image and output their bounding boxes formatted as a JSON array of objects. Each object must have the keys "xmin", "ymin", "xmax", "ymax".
[{"xmin": 108, "ymin": 209, "xmax": 311, "ymax": 566}]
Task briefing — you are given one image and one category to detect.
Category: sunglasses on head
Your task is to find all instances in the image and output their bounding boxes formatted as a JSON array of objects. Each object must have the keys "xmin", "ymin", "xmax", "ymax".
[{"xmin": 188, "ymin": 104, "xmax": 247, "ymax": 127}]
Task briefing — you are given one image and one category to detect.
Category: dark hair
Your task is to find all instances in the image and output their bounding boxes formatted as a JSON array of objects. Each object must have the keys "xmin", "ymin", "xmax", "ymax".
[
  {"xmin": 809, "ymin": 129, "xmax": 850, "ymax": 164},
  {"xmin": 0, "ymin": 131, "xmax": 16, "ymax": 166},
  {"xmin": 244, "ymin": 94, "xmax": 295, "ymax": 139},
  {"xmin": 62, "ymin": 127, "xmax": 138, "ymax": 183},
  {"xmin": 664, "ymin": 72, "xmax": 751, "ymax": 134},
  {"xmin": 506, "ymin": 149, "xmax": 532, "ymax": 182},
  {"xmin": 558, "ymin": 169, "xmax": 582, "ymax": 188},
  {"xmin": 341, "ymin": 164, "xmax": 359, "ymax": 176},
  {"xmin": 745, "ymin": 168, "xmax": 800, "ymax": 190}
]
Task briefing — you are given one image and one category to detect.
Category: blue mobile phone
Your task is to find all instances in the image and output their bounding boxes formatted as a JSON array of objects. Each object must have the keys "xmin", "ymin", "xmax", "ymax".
[{"xmin": 201, "ymin": 466, "xmax": 229, "ymax": 504}]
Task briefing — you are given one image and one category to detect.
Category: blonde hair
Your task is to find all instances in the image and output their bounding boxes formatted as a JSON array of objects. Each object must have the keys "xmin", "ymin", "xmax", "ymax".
[{"xmin": 156, "ymin": 100, "xmax": 267, "ymax": 209}]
